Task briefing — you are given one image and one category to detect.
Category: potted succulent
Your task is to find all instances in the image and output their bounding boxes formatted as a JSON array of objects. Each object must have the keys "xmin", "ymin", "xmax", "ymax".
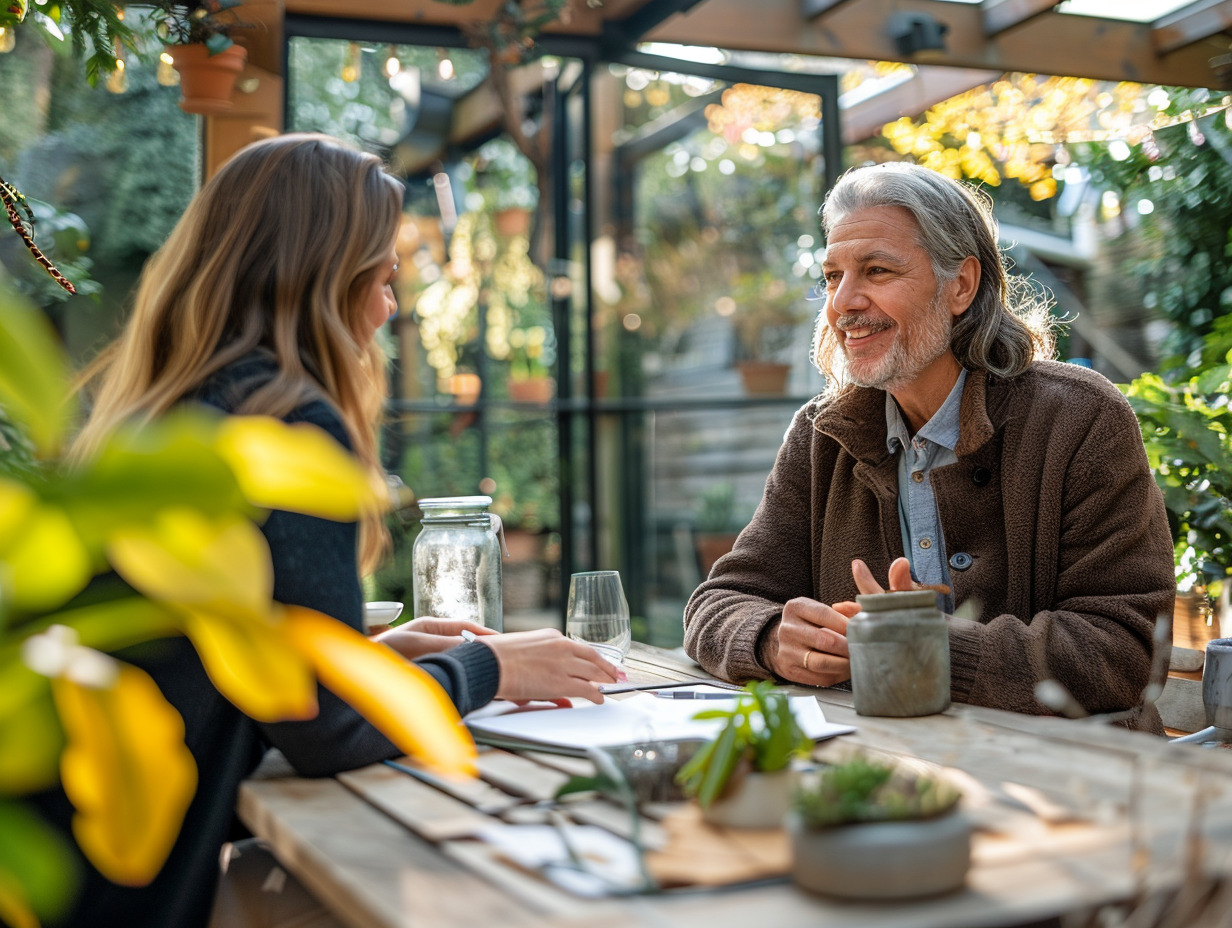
[
  {"xmin": 154, "ymin": 0, "xmax": 249, "ymax": 115},
  {"xmin": 731, "ymin": 269, "xmax": 803, "ymax": 396},
  {"xmin": 788, "ymin": 755, "xmax": 968, "ymax": 899},
  {"xmin": 693, "ymin": 481, "xmax": 743, "ymax": 577},
  {"xmin": 506, "ymin": 324, "xmax": 555, "ymax": 404},
  {"xmin": 675, "ymin": 681, "xmax": 811, "ymax": 828}
]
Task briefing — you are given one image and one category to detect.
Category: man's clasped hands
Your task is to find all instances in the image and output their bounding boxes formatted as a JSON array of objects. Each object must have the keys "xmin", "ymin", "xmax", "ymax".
[{"xmin": 767, "ymin": 557, "xmax": 930, "ymax": 687}]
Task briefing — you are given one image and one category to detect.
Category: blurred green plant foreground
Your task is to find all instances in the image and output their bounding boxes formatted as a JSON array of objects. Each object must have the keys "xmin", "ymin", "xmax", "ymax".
[{"xmin": 0, "ymin": 286, "xmax": 476, "ymax": 928}]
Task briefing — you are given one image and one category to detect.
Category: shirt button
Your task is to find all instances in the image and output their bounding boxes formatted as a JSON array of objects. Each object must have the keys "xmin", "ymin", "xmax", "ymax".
[
  {"xmin": 919, "ymin": 538, "xmax": 932, "ymax": 550},
  {"xmin": 911, "ymin": 471, "xmax": 924, "ymax": 483},
  {"xmin": 949, "ymin": 552, "xmax": 973, "ymax": 570}
]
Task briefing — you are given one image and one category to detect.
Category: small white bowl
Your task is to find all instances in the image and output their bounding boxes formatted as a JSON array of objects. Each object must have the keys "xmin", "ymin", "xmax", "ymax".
[{"xmin": 364, "ymin": 601, "xmax": 404, "ymax": 632}]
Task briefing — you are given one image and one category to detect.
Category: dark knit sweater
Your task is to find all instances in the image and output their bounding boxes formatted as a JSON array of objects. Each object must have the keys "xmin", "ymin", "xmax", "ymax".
[
  {"xmin": 35, "ymin": 354, "xmax": 500, "ymax": 928},
  {"xmin": 684, "ymin": 362, "xmax": 1174, "ymax": 733}
]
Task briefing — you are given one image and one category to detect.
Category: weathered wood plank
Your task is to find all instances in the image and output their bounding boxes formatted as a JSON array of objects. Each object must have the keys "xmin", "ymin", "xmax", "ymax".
[
  {"xmin": 236, "ymin": 777, "xmax": 542, "ymax": 928},
  {"xmin": 241, "ymin": 644, "xmax": 1232, "ymax": 928}
]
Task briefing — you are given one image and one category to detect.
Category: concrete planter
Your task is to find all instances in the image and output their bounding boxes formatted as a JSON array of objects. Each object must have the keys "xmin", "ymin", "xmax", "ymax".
[
  {"xmin": 701, "ymin": 768, "xmax": 797, "ymax": 830},
  {"xmin": 788, "ymin": 809, "xmax": 971, "ymax": 899}
]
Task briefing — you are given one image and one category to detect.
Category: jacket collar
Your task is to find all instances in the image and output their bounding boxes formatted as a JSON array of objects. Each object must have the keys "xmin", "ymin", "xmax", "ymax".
[{"xmin": 812, "ymin": 368, "xmax": 998, "ymax": 463}]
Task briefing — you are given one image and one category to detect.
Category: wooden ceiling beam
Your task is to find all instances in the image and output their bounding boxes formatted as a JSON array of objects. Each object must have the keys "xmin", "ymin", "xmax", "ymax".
[
  {"xmin": 981, "ymin": 0, "xmax": 1064, "ymax": 38},
  {"xmin": 1152, "ymin": 0, "xmax": 1232, "ymax": 56},
  {"xmin": 801, "ymin": 0, "xmax": 857, "ymax": 18},
  {"xmin": 283, "ymin": 0, "xmax": 632, "ymax": 34},
  {"xmin": 840, "ymin": 66, "xmax": 998, "ymax": 143},
  {"xmin": 647, "ymin": 0, "xmax": 1226, "ymax": 88}
]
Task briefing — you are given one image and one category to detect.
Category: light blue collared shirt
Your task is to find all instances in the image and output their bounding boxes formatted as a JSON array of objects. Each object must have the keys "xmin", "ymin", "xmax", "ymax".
[{"xmin": 885, "ymin": 369, "xmax": 967, "ymax": 612}]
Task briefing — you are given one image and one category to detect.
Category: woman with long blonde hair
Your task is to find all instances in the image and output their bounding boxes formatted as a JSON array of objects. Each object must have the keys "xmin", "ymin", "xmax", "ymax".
[{"xmin": 53, "ymin": 134, "xmax": 616, "ymax": 928}]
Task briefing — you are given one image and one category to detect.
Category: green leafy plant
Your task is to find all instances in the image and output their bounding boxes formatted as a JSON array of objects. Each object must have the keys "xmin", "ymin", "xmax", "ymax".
[
  {"xmin": 675, "ymin": 681, "xmax": 810, "ymax": 808},
  {"xmin": 793, "ymin": 756, "xmax": 961, "ymax": 829},
  {"xmin": 0, "ymin": 285, "xmax": 476, "ymax": 927},
  {"xmin": 695, "ymin": 481, "xmax": 739, "ymax": 535},
  {"xmin": 0, "ymin": 0, "xmax": 134, "ymax": 85},
  {"xmin": 152, "ymin": 0, "xmax": 248, "ymax": 54},
  {"xmin": 507, "ymin": 324, "xmax": 553, "ymax": 382},
  {"xmin": 1121, "ymin": 322, "xmax": 1232, "ymax": 599}
]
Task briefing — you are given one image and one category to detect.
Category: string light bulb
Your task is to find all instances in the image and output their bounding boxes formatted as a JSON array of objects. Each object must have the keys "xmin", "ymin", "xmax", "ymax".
[
  {"xmin": 437, "ymin": 50, "xmax": 454, "ymax": 81},
  {"xmin": 382, "ymin": 45, "xmax": 400, "ymax": 79},
  {"xmin": 106, "ymin": 57, "xmax": 127, "ymax": 94},
  {"xmin": 341, "ymin": 42, "xmax": 361, "ymax": 83},
  {"xmin": 0, "ymin": 28, "xmax": 15, "ymax": 53},
  {"xmin": 157, "ymin": 50, "xmax": 179, "ymax": 86}
]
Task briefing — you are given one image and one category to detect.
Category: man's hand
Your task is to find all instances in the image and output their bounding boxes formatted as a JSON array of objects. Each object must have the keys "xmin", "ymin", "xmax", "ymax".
[
  {"xmin": 767, "ymin": 597, "xmax": 855, "ymax": 687},
  {"xmin": 852, "ymin": 557, "xmax": 921, "ymax": 595}
]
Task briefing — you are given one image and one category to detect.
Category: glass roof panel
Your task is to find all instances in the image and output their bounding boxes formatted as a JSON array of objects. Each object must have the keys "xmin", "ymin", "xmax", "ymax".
[{"xmin": 931, "ymin": 0, "xmax": 1198, "ymax": 21}]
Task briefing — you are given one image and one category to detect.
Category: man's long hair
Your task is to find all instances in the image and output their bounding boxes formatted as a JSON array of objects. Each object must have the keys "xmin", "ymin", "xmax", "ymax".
[
  {"xmin": 813, "ymin": 162, "xmax": 1055, "ymax": 398},
  {"xmin": 73, "ymin": 133, "xmax": 403, "ymax": 571}
]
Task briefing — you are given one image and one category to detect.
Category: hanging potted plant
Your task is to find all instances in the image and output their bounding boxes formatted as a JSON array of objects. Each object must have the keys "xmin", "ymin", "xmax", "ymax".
[
  {"xmin": 675, "ymin": 681, "xmax": 811, "ymax": 829},
  {"xmin": 155, "ymin": 0, "xmax": 250, "ymax": 115},
  {"xmin": 788, "ymin": 754, "xmax": 969, "ymax": 899}
]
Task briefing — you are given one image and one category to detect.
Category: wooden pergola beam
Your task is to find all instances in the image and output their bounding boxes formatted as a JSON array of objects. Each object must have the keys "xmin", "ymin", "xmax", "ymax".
[
  {"xmin": 1152, "ymin": 0, "xmax": 1232, "ymax": 56},
  {"xmin": 981, "ymin": 0, "xmax": 1063, "ymax": 38},
  {"xmin": 801, "ymin": 0, "xmax": 857, "ymax": 18},
  {"xmin": 648, "ymin": 0, "xmax": 1226, "ymax": 88},
  {"xmin": 840, "ymin": 65, "xmax": 998, "ymax": 143}
]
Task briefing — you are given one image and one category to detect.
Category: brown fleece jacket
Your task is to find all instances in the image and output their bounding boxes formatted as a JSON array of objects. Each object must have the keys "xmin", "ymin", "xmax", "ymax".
[{"xmin": 683, "ymin": 361, "xmax": 1174, "ymax": 733}]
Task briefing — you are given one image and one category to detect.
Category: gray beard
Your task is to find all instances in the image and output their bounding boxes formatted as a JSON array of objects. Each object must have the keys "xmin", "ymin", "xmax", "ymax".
[{"xmin": 842, "ymin": 293, "xmax": 951, "ymax": 391}]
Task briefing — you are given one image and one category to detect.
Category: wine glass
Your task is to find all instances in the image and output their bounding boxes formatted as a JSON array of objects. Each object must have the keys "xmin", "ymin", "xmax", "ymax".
[{"xmin": 566, "ymin": 571, "xmax": 632, "ymax": 665}]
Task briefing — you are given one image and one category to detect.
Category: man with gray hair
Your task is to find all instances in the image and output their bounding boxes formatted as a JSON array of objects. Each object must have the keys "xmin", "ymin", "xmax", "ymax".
[{"xmin": 683, "ymin": 162, "xmax": 1174, "ymax": 732}]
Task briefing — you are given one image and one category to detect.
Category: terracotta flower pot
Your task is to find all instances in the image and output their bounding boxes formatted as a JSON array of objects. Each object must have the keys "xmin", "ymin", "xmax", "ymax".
[
  {"xmin": 788, "ymin": 809, "xmax": 971, "ymax": 899},
  {"xmin": 166, "ymin": 43, "xmax": 248, "ymax": 115},
  {"xmin": 736, "ymin": 360, "xmax": 791, "ymax": 396},
  {"xmin": 494, "ymin": 207, "xmax": 532, "ymax": 237},
  {"xmin": 508, "ymin": 375, "xmax": 554, "ymax": 404}
]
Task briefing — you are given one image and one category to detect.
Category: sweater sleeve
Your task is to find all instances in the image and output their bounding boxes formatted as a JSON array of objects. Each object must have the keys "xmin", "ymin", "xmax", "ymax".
[
  {"xmin": 683, "ymin": 407, "xmax": 823, "ymax": 683},
  {"xmin": 254, "ymin": 400, "xmax": 500, "ymax": 777},
  {"xmin": 946, "ymin": 380, "xmax": 1173, "ymax": 728}
]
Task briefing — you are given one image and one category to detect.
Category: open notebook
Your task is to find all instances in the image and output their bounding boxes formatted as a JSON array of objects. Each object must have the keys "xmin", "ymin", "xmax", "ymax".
[{"xmin": 465, "ymin": 690, "xmax": 855, "ymax": 752}]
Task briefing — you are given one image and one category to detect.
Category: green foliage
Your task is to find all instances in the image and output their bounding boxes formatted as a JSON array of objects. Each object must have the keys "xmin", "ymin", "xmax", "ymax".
[
  {"xmin": 287, "ymin": 38, "xmax": 487, "ymax": 150},
  {"xmin": 29, "ymin": 61, "xmax": 195, "ymax": 262},
  {"xmin": 675, "ymin": 681, "xmax": 810, "ymax": 808},
  {"xmin": 0, "ymin": 405, "xmax": 39, "ymax": 480},
  {"xmin": 153, "ymin": 0, "xmax": 247, "ymax": 55},
  {"xmin": 1065, "ymin": 88, "xmax": 1232, "ymax": 597},
  {"xmin": 695, "ymin": 481, "xmax": 738, "ymax": 534},
  {"xmin": 0, "ymin": 0, "xmax": 135, "ymax": 85},
  {"xmin": 1069, "ymin": 88, "xmax": 1232, "ymax": 362},
  {"xmin": 474, "ymin": 137, "xmax": 538, "ymax": 212},
  {"xmin": 623, "ymin": 112, "xmax": 820, "ymax": 360},
  {"xmin": 793, "ymin": 756, "xmax": 961, "ymax": 829},
  {"xmin": 1121, "ymin": 328, "xmax": 1232, "ymax": 595},
  {"xmin": 0, "ymin": 287, "xmax": 74, "ymax": 457},
  {"xmin": 0, "ymin": 195, "xmax": 102, "ymax": 305},
  {"xmin": 486, "ymin": 416, "xmax": 558, "ymax": 532},
  {"xmin": 0, "ymin": 799, "xmax": 78, "ymax": 923}
]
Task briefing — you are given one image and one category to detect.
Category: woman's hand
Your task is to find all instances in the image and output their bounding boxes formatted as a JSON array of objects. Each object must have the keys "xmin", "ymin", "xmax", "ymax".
[
  {"xmin": 479, "ymin": 628, "xmax": 621, "ymax": 705},
  {"xmin": 766, "ymin": 596, "xmax": 854, "ymax": 687},
  {"xmin": 374, "ymin": 617, "xmax": 496, "ymax": 660}
]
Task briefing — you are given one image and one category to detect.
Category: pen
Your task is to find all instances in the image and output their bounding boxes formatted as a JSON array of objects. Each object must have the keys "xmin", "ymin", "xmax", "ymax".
[{"xmin": 650, "ymin": 690, "xmax": 738, "ymax": 700}]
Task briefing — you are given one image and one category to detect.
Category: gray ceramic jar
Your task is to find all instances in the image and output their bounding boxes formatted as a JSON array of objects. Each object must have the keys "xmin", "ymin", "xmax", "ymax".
[{"xmin": 848, "ymin": 589, "xmax": 950, "ymax": 717}]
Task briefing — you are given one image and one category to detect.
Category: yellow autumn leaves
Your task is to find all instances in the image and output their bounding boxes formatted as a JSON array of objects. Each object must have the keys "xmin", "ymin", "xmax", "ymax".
[
  {"xmin": 0, "ymin": 288, "xmax": 477, "ymax": 925},
  {"xmin": 882, "ymin": 74, "xmax": 1148, "ymax": 200}
]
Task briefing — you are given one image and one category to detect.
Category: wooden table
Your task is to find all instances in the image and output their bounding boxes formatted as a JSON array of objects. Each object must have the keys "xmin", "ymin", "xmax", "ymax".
[{"xmin": 238, "ymin": 643, "xmax": 1232, "ymax": 928}]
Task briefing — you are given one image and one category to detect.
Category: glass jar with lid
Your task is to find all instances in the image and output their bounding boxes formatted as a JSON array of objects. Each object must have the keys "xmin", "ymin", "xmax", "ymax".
[
  {"xmin": 411, "ymin": 496, "xmax": 506, "ymax": 631},
  {"xmin": 848, "ymin": 589, "xmax": 950, "ymax": 717}
]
